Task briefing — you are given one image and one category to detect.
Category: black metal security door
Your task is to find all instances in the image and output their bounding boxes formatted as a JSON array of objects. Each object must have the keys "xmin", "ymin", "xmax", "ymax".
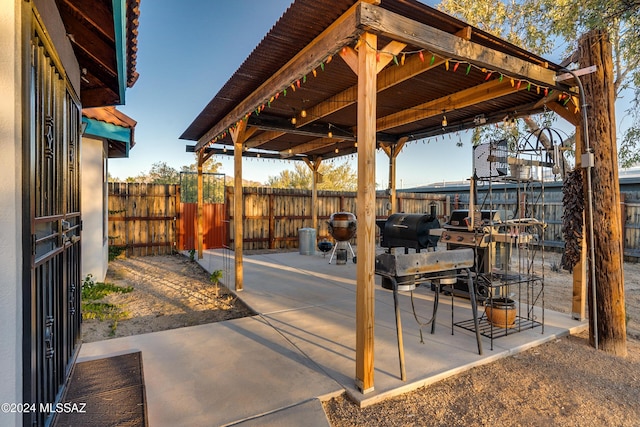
[{"xmin": 24, "ymin": 17, "xmax": 82, "ymax": 427}]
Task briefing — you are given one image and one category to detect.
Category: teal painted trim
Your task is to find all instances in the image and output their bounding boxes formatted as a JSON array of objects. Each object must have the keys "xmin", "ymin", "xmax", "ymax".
[
  {"xmin": 112, "ymin": 0, "xmax": 127, "ymax": 103},
  {"xmin": 82, "ymin": 117, "xmax": 131, "ymax": 157}
]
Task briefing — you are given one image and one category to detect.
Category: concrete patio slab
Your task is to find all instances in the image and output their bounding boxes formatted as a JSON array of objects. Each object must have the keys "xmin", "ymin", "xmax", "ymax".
[
  {"xmin": 79, "ymin": 317, "xmax": 342, "ymax": 426},
  {"xmin": 79, "ymin": 248, "xmax": 586, "ymax": 426}
]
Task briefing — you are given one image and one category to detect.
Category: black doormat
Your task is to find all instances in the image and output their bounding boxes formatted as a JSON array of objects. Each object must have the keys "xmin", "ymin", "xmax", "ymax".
[{"xmin": 53, "ymin": 351, "xmax": 148, "ymax": 427}]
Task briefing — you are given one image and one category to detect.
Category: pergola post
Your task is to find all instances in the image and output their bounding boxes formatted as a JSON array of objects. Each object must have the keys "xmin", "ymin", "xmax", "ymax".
[
  {"xmin": 231, "ymin": 120, "xmax": 248, "ymax": 292},
  {"xmin": 381, "ymin": 139, "xmax": 406, "ymax": 216},
  {"xmin": 355, "ymin": 31, "xmax": 377, "ymax": 394},
  {"xmin": 197, "ymin": 151, "xmax": 204, "ymax": 259},
  {"xmin": 303, "ymin": 157, "xmax": 322, "ymax": 232}
]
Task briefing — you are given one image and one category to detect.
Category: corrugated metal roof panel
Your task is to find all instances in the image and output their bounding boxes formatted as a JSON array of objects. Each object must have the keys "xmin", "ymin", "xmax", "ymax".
[{"xmin": 181, "ymin": 0, "xmax": 568, "ymax": 163}]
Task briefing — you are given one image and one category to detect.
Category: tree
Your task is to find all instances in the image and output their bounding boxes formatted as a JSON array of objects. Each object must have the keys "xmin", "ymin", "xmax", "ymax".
[
  {"xmin": 181, "ymin": 154, "xmax": 223, "ymax": 175},
  {"xmin": 179, "ymin": 156, "xmax": 225, "ymax": 204},
  {"xmin": 437, "ymin": 0, "xmax": 640, "ymax": 166},
  {"xmin": 438, "ymin": 0, "xmax": 636, "ymax": 355},
  {"xmin": 147, "ymin": 161, "xmax": 179, "ymax": 184},
  {"xmin": 266, "ymin": 161, "xmax": 357, "ymax": 191}
]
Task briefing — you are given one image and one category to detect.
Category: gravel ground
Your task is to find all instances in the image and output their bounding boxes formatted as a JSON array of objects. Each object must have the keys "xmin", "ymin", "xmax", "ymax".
[
  {"xmin": 323, "ymin": 332, "xmax": 640, "ymax": 427},
  {"xmin": 323, "ymin": 251, "xmax": 640, "ymax": 427}
]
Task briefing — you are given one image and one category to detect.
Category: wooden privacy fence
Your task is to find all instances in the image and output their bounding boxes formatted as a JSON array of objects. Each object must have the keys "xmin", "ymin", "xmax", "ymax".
[
  {"xmin": 226, "ymin": 187, "xmax": 449, "ymax": 250},
  {"xmin": 108, "ymin": 182, "xmax": 640, "ymax": 259},
  {"xmin": 108, "ymin": 183, "xmax": 178, "ymax": 256}
]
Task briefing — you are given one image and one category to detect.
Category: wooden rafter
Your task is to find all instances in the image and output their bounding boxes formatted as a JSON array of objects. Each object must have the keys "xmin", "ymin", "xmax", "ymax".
[
  {"xmin": 296, "ymin": 47, "xmax": 446, "ymax": 128},
  {"xmin": 195, "ymin": 2, "xmax": 364, "ymax": 151},
  {"xmin": 279, "ymin": 137, "xmax": 343, "ymax": 157},
  {"xmin": 376, "ymin": 78, "xmax": 525, "ymax": 131},
  {"xmin": 244, "ymin": 128, "xmax": 280, "ymax": 149}
]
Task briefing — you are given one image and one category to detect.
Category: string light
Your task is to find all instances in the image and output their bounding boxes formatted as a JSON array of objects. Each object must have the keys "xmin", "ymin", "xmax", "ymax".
[
  {"xmin": 442, "ymin": 115, "xmax": 447, "ymax": 127},
  {"xmin": 202, "ymin": 40, "xmax": 568, "ymax": 152}
]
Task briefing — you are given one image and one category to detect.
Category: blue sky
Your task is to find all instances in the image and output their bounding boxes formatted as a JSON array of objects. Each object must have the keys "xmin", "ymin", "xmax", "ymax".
[
  {"xmin": 113, "ymin": 1, "xmax": 632, "ymax": 189},
  {"xmin": 113, "ymin": 0, "xmax": 472, "ymax": 189}
]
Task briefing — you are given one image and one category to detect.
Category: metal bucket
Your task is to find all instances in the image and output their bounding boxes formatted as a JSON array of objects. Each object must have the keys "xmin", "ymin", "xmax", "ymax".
[
  {"xmin": 336, "ymin": 248, "xmax": 347, "ymax": 264},
  {"xmin": 298, "ymin": 228, "xmax": 316, "ymax": 255}
]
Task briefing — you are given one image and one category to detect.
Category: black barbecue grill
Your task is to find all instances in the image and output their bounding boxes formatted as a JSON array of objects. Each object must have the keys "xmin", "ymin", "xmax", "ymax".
[
  {"xmin": 374, "ymin": 213, "xmax": 483, "ymax": 381},
  {"xmin": 378, "ymin": 213, "xmax": 441, "ymax": 251},
  {"xmin": 376, "ymin": 213, "xmax": 442, "ymax": 292},
  {"xmin": 441, "ymin": 209, "xmax": 502, "ymax": 276}
]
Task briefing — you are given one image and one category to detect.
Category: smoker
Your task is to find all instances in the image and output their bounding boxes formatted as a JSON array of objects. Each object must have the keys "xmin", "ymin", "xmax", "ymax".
[
  {"xmin": 374, "ymin": 218, "xmax": 483, "ymax": 381},
  {"xmin": 376, "ymin": 213, "xmax": 441, "ymax": 291},
  {"xmin": 379, "ymin": 213, "xmax": 441, "ymax": 251}
]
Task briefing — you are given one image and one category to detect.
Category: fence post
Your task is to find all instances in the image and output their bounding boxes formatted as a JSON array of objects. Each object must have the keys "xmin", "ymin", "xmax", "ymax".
[{"xmin": 269, "ymin": 193, "xmax": 275, "ymax": 249}]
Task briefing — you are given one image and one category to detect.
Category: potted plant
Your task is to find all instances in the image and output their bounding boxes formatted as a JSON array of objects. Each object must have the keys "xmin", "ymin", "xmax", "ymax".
[{"xmin": 485, "ymin": 297, "xmax": 517, "ymax": 328}]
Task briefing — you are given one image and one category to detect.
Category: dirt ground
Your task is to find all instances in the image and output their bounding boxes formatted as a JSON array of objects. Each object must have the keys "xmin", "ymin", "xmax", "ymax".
[
  {"xmin": 83, "ymin": 251, "xmax": 640, "ymax": 426},
  {"xmin": 81, "ymin": 254, "xmax": 254, "ymax": 342}
]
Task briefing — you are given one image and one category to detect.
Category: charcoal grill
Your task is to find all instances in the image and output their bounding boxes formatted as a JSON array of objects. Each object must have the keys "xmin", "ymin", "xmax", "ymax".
[
  {"xmin": 375, "ymin": 248, "xmax": 483, "ymax": 380},
  {"xmin": 379, "ymin": 213, "xmax": 440, "ymax": 251},
  {"xmin": 327, "ymin": 212, "xmax": 357, "ymax": 264},
  {"xmin": 376, "ymin": 213, "xmax": 442, "ymax": 292}
]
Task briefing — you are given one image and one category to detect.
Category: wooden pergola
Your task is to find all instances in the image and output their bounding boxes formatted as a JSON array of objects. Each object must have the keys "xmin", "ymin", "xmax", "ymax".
[{"xmin": 181, "ymin": 0, "xmax": 584, "ymax": 393}]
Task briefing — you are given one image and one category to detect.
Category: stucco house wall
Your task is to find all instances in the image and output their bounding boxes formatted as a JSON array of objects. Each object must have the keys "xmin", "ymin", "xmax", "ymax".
[
  {"xmin": 0, "ymin": 2, "xmax": 23, "ymax": 424},
  {"xmin": 81, "ymin": 137, "xmax": 110, "ymax": 282}
]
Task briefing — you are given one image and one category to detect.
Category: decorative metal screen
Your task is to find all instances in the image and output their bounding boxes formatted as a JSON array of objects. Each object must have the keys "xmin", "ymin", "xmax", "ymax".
[
  {"xmin": 179, "ymin": 172, "xmax": 226, "ymax": 203},
  {"xmin": 24, "ymin": 19, "xmax": 82, "ymax": 427}
]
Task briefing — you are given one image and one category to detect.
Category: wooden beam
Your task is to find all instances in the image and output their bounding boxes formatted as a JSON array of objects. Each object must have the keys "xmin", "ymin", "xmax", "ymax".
[
  {"xmin": 279, "ymin": 137, "xmax": 344, "ymax": 157},
  {"xmin": 355, "ymin": 31, "xmax": 377, "ymax": 394},
  {"xmin": 297, "ymin": 48, "xmax": 446, "ymax": 128},
  {"xmin": 340, "ymin": 45, "xmax": 359, "ymax": 74},
  {"xmin": 244, "ymin": 129, "xmax": 284, "ymax": 149},
  {"xmin": 195, "ymin": 3, "xmax": 363, "ymax": 150},
  {"xmin": 339, "ymin": 40, "xmax": 406, "ymax": 75},
  {"xmin": 376, "ymin": 40, "xmax": 407, "ymax": 73},
  {"xmin": 358, "ymin": 3, "xmax": 560, "ymax": 89},
  {"xmin": 377, "ymin": 78, "xmax": 522, "ymax": 131},
  {"xmin": 545, "ymin": 99, "xmax": 581, "ymax": 127},
  {"xmin": 251, "ymin": 115, "xmax": 356, "ymax": 141},
  {"xmin": 230, "ymin": 120, "xmax": 248, "ymax": 292},
  {"xmin": 384, "ymin": 138, "xmax": 407, "ymax": 215}
]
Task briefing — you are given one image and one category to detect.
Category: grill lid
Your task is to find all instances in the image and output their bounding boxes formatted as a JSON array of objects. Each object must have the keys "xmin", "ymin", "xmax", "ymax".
[{"xmin": 444, "ymin": 210, "xmax": 501, "ymax": 230}]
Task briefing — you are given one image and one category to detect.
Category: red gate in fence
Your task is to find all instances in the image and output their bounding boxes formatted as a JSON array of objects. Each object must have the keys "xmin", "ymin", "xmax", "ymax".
[{"xmin": 178, "ymin": 202, "xmax": 227, "ymax": 250}]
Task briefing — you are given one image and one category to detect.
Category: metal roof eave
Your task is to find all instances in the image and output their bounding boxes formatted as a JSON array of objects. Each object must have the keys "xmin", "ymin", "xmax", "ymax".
[
  {"xmin": 82, "ymin": 117, "xmax": 132, "ymax": 157},
  {"xmin": 112, "ymin": 0, "xmax": 128, "ymax": 104}
]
